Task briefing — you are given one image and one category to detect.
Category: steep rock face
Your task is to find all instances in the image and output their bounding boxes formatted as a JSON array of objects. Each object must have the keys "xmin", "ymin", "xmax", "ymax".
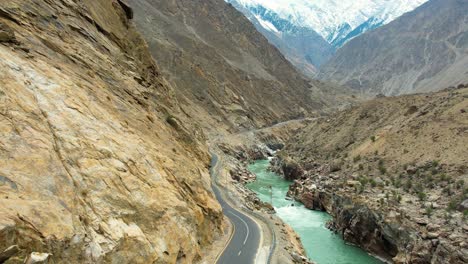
[
  {"xmin": 129, "ymin": 0, "xmax": 333, "ymax": 132},
  {"xmin": 320, "ymin": 0, "xmax": 468, "ymax": 95},
  {"xmin": 0, "ymin": 1, "xmax": 222, "ymax": 263}
]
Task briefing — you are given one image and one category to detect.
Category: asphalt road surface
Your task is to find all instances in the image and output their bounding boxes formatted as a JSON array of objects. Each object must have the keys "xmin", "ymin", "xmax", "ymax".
[{"xmin": 210, "ymin": 154, "xmax": 261, "ymax": 264}]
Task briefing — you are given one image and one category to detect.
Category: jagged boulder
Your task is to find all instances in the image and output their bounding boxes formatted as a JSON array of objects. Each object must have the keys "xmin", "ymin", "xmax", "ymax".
[{"xmin": 281, "ymin": 158, "xmax": 305, "ymax": 181}]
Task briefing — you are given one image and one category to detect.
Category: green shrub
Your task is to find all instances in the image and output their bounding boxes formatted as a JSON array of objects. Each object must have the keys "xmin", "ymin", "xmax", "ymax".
[
  {"xmin": 417, "ymin": 191, "xmax": 427, "ymax": 201},
  {"xmin": 353, "ymin": 155, "xmax": 361, "ymax": 163},
  {"xmin": 394, "ymin": 179, "xmax": 402, "ymax": 188},
  {"xmin": 379, "ymin": 165, "xmax": 387, "ymax": 175},
  {"xmin": 426, "ymin": 175, "xmax": 433, "ymax": 183},
  {"xmin": 371, "ymin": 136, "xmax": 376, "ymax": 142},
  {"xmin": 440, "ymin": 174, "xmax": 448, "ymax": 181},
  {"xmin": 447, "ymin": 199, "xmax": 457, "ymax": 211},
  {"xmin": 425, "ymin": 207, "xmax": 433, "ymax": 218},
  {"xmin": 456, "ymin": 179, "xmax": 464, "ymax": 189},
  {"xmin": 404, "ymin": 180, "xmax": 412, "ymax": 191},
  {"xmin": 359, "ymin": 177, "xmax": 369, "ymax": 186},
  {"xmin": 358, "ymin": 185, "xmax": 364, "ymax": 194}
]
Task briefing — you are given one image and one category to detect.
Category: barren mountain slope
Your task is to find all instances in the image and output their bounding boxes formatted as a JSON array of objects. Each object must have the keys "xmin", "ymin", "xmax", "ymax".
[
  {"xmin": 0, "ymin": 1, "xmax": 222, "ymax": 263},
  {"xmin": 277, "ymin": 86, "xmax": 468, "ymax": 263},
  {"xmin": 320, "ymin": 0, "xmax": 468, "ymax": 95},
  {"xmin": 129, "ymin": 0, "xmax": 337, "ymax": 132}
]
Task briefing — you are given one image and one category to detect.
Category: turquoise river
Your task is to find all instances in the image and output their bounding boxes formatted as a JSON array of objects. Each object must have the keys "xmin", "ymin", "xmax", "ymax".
[{"xmin": 247, "ymin": 159, "xmax": 384, "ymax": 264}]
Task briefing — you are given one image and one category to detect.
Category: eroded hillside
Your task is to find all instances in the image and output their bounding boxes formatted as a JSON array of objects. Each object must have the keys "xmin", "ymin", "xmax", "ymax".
[
  {"xmin": 277, "ymin": 86, "xmax": 468, "ymax": 263},
  {"xmin": 0, "ymin": 1, "xmax": 222, "ymax": 263},
  {"xmin": 128, "ymin": 0, "xmax": 347, "ymax": 133}
]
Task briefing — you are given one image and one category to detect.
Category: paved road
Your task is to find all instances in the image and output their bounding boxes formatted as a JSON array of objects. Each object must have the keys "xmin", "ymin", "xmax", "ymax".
[{"xmin": 210, "ymin": 154, "xmax": 261, "ymax": 264}]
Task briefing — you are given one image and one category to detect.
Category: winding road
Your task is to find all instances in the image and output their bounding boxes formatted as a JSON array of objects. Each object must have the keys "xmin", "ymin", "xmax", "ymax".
[{"xmin": 210, "ymin": 153, "xmax": 261, "ymax": 264}]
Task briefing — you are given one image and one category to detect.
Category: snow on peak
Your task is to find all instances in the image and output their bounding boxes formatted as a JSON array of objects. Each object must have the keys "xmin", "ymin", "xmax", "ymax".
[{"xmin": 228, "ymin": 0, "xmax": 429, "ymax": 45}]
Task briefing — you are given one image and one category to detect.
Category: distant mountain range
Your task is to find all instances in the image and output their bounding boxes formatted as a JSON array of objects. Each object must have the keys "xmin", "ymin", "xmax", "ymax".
[
  {"xmin": 319, "ymin": 0, "xmax": 468, "ymax": 95},
  {"xmin": 226, "ymin": 0, "xmax": 428, "ymax": 75}
]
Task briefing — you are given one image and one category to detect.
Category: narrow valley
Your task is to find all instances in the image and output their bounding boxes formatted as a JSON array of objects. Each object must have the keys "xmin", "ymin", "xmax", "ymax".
[{"xmin": 0, "ymin": 0, "xmax": 466, "ymax": 263}]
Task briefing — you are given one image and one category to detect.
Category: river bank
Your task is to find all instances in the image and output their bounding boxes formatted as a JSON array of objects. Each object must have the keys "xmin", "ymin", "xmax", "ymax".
[{"xmin": 247, "ymin": 160, "xmax": 384, "ymax": 264}]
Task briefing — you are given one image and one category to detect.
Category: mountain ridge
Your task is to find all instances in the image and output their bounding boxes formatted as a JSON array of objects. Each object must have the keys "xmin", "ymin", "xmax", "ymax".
[
  {"xmin": 228, "ymin": 0, "xmax": 428, "ymax": 48},
  {"xmin": 319, "ymin": 0, "xmax": 468, "ymax": 95}
]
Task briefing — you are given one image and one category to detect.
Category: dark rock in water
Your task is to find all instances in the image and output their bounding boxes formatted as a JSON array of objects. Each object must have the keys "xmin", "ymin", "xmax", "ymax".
[{"xmin": 281, "ymin": 158, "xmax": 304, "ymax": 181}]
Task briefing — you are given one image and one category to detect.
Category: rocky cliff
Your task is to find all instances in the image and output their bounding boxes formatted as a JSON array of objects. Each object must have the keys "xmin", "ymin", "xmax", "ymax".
[
  {"xmin": 0, "ymin": 1, "xmax": 223, "ymax": 263},
  {"xmin": 128, "ymin": 0, "xmax": 345, "ymax": 133},
  {"xmin": 277, "ymin": 86, "xmax": 468, "ymax": 263},
  {"xmin": 320, "ymin": 0, "xmax": 468, "ymax": 95}
]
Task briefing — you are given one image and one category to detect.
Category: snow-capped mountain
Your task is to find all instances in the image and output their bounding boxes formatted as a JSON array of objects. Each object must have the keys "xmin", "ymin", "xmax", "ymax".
[{"xmin": 227, "ymin": 0, "xmax": 428, "ymax": 48}]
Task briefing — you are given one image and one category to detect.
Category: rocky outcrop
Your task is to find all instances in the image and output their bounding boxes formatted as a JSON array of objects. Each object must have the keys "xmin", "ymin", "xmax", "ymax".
[
  {"xmin": 229, "ymin": 166, "xmax": 256, "ymax": 184},
  {"xmin": 288, "ymin": 177, "xmax": 467, "ymax": 264},
  {"xmin": 0, "ymin": 1, "xmax": 222, "ymax": 262},
  {"xmin": 271, "ymin": 157, "xmax": 304, "ymax": 181}
]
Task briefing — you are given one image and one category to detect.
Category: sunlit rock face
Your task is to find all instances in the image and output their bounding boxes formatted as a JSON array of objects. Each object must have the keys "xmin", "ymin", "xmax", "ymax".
[{"xmin": 0, "ymin": 1, "xmax": 223, "ymax": 262}]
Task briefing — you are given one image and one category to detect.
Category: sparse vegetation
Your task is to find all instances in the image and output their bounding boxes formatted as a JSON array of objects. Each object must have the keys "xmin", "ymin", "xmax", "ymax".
[
  {"xmin": 404, "ymin": 180, "xmax": 412, "ymax": 191},
  {"xmin": 378, "ymin": 159, "xmax": 387, "ymax": 174},
  {"xmin": 456, "ymin": 179, "xmax": 464, "ymax": 189},
  {"xmin": 417, "ymin": 191, "xmax": 427, "ymax": 201},
  {"xmin": 370, "ymin": 136, "xmax": 376, "ymax": 142},
  {"xmin": 447, "ymin": 199, "xmax": 458, "ymax": 211},
  {"xmin": 353, "ymin": 155, "xmax": 361, "ymax": 163},
  {"xmin": 425, "ymin": 206, "xmax": 433, "ymax": 218}
]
